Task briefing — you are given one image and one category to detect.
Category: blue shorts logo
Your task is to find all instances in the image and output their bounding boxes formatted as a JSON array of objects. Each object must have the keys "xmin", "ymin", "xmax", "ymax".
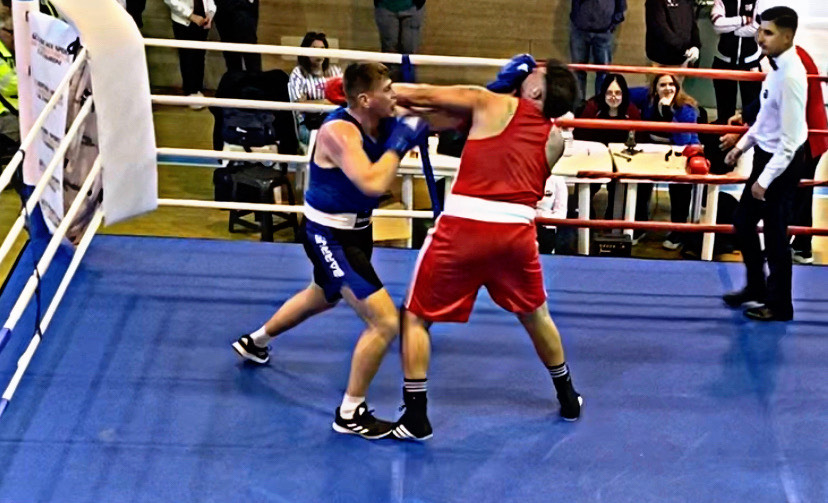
[{"xmin": 315, "ymin": 234, "xmax": 345, "ymax": 278}]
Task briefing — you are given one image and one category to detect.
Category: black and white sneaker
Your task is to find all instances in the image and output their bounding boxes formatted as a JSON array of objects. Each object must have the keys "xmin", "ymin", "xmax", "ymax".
[
  {"xmin": 332, "ymin": 403, "xmax": 394, "ymax": 440},
  {"xmin": 391, "ymin": 406, "xmax": 433, "ymax": 441},
  {"xmin": 232, "ymin": 334, "xmax": 270, "ymax": 364},
  {"xmin": 559, "ymin": 391, "xmax": 583, "ymax": 422}
]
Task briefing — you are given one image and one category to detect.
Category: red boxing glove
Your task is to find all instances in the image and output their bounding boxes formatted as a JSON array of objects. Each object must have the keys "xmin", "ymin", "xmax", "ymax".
[
  {"xmin": 687, "ymin": 154, "xmax": 711, "ymax": 174},
  {"xmin": 682, "ymin": 144, "xmax": 710, "ymax": 174},
  {"xmin": 325, "ymin": 76, "xmax": 347, "ymax": 106}
]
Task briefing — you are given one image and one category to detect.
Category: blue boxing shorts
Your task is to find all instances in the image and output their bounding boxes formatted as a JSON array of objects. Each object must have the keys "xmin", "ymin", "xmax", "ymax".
[{"xmin": 301, "ymin": 219, "xmax": 384, "ymax": 303}]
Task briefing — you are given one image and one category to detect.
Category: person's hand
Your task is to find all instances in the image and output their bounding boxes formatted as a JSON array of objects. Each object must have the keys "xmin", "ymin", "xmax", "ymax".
[
  {"xmin": 719, "ymin": 133, "xmax": 740, "ymax": 150},
  {"xmin": 727, "ymin": 112, "xmax": 743, "ymax": 126},
  {"xmin": 724, "ymin": 146, "xmax": 743, "ymax": 166},
  {"xmin": 684, "ymin": 47, "xmax": 700, "ymax": 64},
  {"xmin": 189, "ymin": 13, "xmax": 206, "ymax": 27},
  {"xmin": 385, "ymin": 116, "xmax": 429, "ymax": 157},
  {"xmin": 203, "ymin": 15, "xmax": 213, "ymax": 29},
  {"xmin": 659, "ymin": 94, "xmax": 674, "ymax": 107},
  {"xmin": 751, "ymin": 181, "xmax": 766, "ymax": 201}
]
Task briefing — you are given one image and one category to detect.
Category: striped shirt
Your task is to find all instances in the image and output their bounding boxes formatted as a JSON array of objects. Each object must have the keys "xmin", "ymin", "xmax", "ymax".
[{"xmin": 287, "ymin": 65, "xmax": 342, "ymax": 126}]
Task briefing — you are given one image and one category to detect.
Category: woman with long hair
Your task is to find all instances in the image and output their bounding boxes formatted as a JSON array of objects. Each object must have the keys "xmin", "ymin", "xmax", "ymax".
[
  {"xmin": 575, "ymin": 74, "xmax": 643, "ymax": 220},
  {"xmin": 287, "ymin": 32, "xmax": 343, "ymax": 146},
  {"xmin": 631, "ymin": 73, "xmax": 700, "ymax": 249}
]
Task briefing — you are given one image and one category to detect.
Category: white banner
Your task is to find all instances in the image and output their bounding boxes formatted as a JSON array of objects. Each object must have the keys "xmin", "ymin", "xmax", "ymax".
[{"xmin": 22, "ymin": 12, "xmax": 80, "ymax": 233}]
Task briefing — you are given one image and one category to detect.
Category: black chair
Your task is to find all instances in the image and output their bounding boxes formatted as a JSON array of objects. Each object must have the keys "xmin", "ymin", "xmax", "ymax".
[
  {"xmin": 219, "ymin": 161, "xmax": 299, "ymax": 242},
  {"xmin": 209, "ymin": 69, "xmax": 301, "ymax": 242}
]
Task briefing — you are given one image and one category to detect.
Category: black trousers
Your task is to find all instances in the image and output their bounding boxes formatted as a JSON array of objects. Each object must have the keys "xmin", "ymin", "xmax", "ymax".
[
  {"xmin": 733, "ymin": 145, "xmax": 804, "ymax": 316},
  {"xmin": 791, "ymin": 150, "xmax": 820, "ymax": 252},
  {"xmin": 126, "ymin": 0, "xmax": 146, "ymax": 28},
  {"xmin": 712, "ymin": 57, "xmax": 762, "ymax": 122},
  {"xmin": 171, "ymin": 21, "xmax": 209, "ymax": 95},
  {"xmin": 214, "ymin": 0, "xmax": 261, "ymax": 72}
]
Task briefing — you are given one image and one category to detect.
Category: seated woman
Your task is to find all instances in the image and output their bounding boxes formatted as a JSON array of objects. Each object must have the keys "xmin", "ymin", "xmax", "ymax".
[
  {"xmin": 574, "ymin": 73, "xmax": 642, "ymax": 220},
  {"xmin": 287, "ymin": 32, "xmax": 342, "ymax": 147},
  {"xmin": 630, "ymin": 73, "xmax": 699, "ymax": 249}
]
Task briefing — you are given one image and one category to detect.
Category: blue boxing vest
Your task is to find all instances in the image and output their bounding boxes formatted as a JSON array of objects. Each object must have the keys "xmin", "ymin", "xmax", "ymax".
[{"xmin": 304, "ymin": 107, "xmax": 394, "ymax": 215}]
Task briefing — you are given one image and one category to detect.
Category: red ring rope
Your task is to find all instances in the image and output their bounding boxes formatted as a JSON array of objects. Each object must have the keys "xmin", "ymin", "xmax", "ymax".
[
  {"xmin": 573, "ymin": 171, "xmax": 828, "ymax": 187},
  {"xmin": 554, "ymin": 118, "xmax": 828, "ymax": 138},
  {"xmin": 536, "ymin": 218, "xmax": 828, "ymax": 236},
  {"xmin": 562, "ymin": 63, "xmax": 828, "ymax": 82}
]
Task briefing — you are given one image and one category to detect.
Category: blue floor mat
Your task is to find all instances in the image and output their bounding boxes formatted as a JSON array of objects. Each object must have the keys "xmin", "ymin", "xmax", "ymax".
[{"xmin": 0, "ymin": 236, "xmax": 826, "ymax": 502}]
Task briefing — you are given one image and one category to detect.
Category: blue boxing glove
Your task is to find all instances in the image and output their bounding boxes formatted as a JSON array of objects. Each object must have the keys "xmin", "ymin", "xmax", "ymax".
[
  {"xmin": 486, "ymin": 54, "xmax": 537, "ymax": 94},
  {"xmin": 385, "ymin": 116, "xmax": 429, "ymax": 157}
]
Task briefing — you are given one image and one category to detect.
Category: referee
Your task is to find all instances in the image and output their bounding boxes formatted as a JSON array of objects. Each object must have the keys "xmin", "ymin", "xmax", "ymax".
[{"xmin": 723, "ymin": 6, "xmax": 807, "ymax": 321}]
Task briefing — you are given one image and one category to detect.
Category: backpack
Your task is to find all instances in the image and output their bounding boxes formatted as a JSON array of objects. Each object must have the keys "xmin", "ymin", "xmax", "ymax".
[{"xmin": 221, "ymin": 108, "xmax": 277, "ymax": 148}]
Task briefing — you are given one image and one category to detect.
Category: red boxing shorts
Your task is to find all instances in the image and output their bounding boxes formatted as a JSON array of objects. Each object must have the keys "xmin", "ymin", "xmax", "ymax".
[{"xmin": 405, "ymin": 215, "xmax": 547, "ymax": 322}]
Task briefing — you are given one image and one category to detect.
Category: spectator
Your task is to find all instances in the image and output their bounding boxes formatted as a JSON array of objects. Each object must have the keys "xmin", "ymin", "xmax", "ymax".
[
  {"xmin": 287, "ymin": 32, "xmax": 343, "ymax": 147},
  {"xmin": 214, "ymin": 0, "xmax": 261, "ymax": 72},
  {"xmin": 711, "ymin": 0, "xmax": 762, "ymax": 122},
  {"xmin": 0, "ymin": 7, "xmax": 18, "ymax": 145},
  {"xmin": 631, "ymin": 74, "xmax": 700, "ymax": 249},
  {"xmin": 569, "ymin": 0, "xmax": 627, "ymax": 102},
  {"xmin": 645, "ymin": 0, "xmax": 701, "ymax": 67},
  {"xmin": 164, "ymin": 0, "xmax": 215, "ymax": 105},
  {"xmin": 536, "ymin": 175, "xmax": 568, "ymax": 254},
  {"xmin": 374, "ymin": 0, "xmax": 425, "ymax": 55},
  {"xmin": 575, "ymin": 73, "xmax": 642, "ymax": 219},
  {"xmin": 789, "ymin": 45, "xmax": 827, "ymax": 264}
]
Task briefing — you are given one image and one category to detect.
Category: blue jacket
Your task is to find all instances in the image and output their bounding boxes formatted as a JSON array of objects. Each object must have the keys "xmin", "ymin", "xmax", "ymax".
[
  {"xmin": 570, "ymin": 0, "xmax": 627, "ymax": 32},
  {"xmin": 630, "ymin": 86, "xmax": 699, "ymax": 145}
]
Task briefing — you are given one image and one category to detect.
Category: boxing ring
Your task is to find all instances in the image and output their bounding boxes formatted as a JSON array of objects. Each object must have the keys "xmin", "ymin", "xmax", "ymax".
[{"xmin": 1, "ymin": 12, "xmax": 828, "ymax": 503}]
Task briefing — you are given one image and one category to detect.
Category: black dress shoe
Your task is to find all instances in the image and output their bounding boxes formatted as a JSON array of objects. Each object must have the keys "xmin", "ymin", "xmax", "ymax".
[
  {"xmin": 722, "ymin": 288, "xmax": 765, "ymax": 308},
  {"xmin": 744, "ymin": 305, "xmax": 793, "ymax": 322}
]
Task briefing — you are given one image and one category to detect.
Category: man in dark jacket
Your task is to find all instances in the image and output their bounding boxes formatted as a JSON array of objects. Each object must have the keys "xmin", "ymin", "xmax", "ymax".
[
  {"xmin": 645, "ymin": 0, "xmax": 701, "ymax": 66},
  {"xmin": 569, "ymin": 0, "xmax": 627, "ymax": 101}
]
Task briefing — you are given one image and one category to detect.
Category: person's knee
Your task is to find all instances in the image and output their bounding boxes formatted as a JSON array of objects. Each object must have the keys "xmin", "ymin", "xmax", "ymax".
[{"xmin": 371, "ymin": 310, "xmax": 399, "ymax": 344}]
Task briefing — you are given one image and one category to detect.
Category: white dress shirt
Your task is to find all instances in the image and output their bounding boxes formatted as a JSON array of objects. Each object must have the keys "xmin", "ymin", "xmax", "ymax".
[
  {"xmin": 536, "ymin": 175, "xmax": 568, "ymax": 227},
  {"xmin": 164, "ymin": 0, "xmax": 217, "ymax": 26},
  {"xmin": 735, "ymin": 45, "xmax": 808, "ymax": 188}
]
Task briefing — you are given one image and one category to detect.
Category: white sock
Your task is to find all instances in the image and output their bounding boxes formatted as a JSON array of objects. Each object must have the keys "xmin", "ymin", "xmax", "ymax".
[
  {"xmin": 249, "ymin": 326, "xmax": 270, "ymax": 347},
  {"xmin": 339, "ymin": 393, "xmax": 365, "ymax": 420}
]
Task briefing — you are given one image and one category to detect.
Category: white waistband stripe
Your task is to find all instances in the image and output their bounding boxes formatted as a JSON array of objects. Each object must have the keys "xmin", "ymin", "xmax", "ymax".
[
  {"xmin": 303, "ymin": 203, "xmax": 372, "ymax": 230},
  {"xmin": 442, "ymin": 194, "xmax": 535, "ymax": 224}
]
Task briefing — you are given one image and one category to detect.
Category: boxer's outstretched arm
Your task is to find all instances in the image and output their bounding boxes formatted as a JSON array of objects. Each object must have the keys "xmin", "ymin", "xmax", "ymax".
[{"xmin": 393, "ymin": 84, "xmax": 489, "ymax": 114}]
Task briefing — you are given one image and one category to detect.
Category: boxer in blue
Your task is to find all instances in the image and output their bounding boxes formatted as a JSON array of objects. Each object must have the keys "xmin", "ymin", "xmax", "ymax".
[{"xmin": 232, "ymin": 62, "xmax": 427, "ymax": 439}]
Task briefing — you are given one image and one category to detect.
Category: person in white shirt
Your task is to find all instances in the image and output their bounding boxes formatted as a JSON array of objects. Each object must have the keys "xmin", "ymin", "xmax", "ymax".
[
  {"xmin": 710, "ymin": 0, "xmax": 764, "ymax": 122},
  {"xmin": 535, "ymin": 175, "xmax": 569, "ymax": 254},
  {"xmin": 722, "ymin": 6, "xmax": 807, "ymax": 322},
  {"xmin": 163, "ymin": 0, "xmax": 216, "ymax": 104}
]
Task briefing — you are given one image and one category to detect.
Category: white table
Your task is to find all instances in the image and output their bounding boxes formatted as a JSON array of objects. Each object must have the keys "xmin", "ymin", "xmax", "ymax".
[{"xmin": 550, "ymin": 141, "xmax": 614, "ymax": 254}]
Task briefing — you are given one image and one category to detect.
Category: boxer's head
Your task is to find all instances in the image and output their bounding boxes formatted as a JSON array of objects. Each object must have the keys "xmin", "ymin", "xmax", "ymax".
[
  {"xmin": 541, "ymin": 60, "xmax": 578, "ymax": 119},
  {"xmin": 343, "ymin": 62, "xmax": 395, "ymax": 117}
]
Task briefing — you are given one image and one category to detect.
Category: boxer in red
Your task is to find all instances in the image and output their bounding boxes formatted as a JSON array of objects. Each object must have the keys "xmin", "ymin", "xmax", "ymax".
[{"xmin": 389, "ymin": 57, "xmax": 583, "ymax": 441}]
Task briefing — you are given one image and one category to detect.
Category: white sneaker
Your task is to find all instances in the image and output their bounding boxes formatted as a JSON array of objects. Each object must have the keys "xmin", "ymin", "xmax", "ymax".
[{"xmin": 187, "ymin": 91, "xmax": 205, "ymax": 110}]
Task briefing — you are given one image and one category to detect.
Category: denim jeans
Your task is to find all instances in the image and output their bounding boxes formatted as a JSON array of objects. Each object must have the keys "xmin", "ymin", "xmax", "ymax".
[{"xmin": 569, "ymin": 24, "xmax": 614, "ymax": 102}]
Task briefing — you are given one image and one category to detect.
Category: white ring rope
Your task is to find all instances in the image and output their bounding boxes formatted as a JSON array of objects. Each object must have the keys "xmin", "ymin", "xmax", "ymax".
[
  {"xmin": 152, "ymin": 94, "xmax": 338, "ymax": 112},
  {"xmin": 2, "ymin": 157, "xmax": 102, "ymax": 334},
  {"xmin": 0, "ymin": 47, "xmax": 89, "ymax": 194},
  {"xmin": 143, "ymin": 38, "xmax": 510, "ymax": 67},
  {"xmin": 0, "ymin": 209, "xmax": 105, "ymax": 418},
  {"xmin": 0, "ymin": 97, "xmax": 94, "ymax": 267},
  {"xmin": 158, "ymin": 198, "xmax": 433, "ymax": 219}
]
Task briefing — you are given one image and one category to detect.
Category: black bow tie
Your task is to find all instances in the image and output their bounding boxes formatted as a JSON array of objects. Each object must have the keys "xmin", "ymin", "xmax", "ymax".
[{"xmin": 769, "ymin": 57, "xmax": 778, "ymax": 71}]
